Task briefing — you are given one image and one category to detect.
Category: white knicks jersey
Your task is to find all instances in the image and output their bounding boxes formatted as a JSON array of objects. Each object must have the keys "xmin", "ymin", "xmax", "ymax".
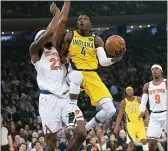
[
  {"xmin": 32, "ymin": 47, "xmax": 69, "ymax": 98},
  {"xmin": 148, "ymin": 79, "xmax": 167, "ymax": 112}
]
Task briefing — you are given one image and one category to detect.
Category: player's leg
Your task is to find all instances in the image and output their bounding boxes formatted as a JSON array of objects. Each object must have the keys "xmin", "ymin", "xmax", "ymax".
[
  {"xmin": 66, "ymin": 70, "xmax": 83, "ymax": 127},
  {"xmin": 85, "ymin": 98, "xmax": 116, "ymax": 130},
  {"xmin": 126, "ymin": 123, "xmax": 136, "ymax": 151},
  {"xmin": 62, "ymin": 97, "xmax": 87, "ymax": 151},
  {"xmin": 83, "ymin": 72, "xmax": 116, "ymax": 130},
  {"xmin": 39, "ymin": 94, "xmax": 62, "ymax": 151},
  {"xmin": 147, "ymin": 114, "xmax": 162, "ymax": 151},
  {"xmin": 137, "ymin": 122, "xmax": 149, "ymax": 151}
]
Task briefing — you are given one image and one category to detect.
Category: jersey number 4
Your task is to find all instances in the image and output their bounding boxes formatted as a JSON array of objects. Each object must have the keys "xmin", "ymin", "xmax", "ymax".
[
  {"xmin": 81, "ymin": 47, "xmax": 86, "ymax": 56},
  {"xmin": 50, "ymin": 58, "xmax": 62, "ymax": 70},
  {"xmin": 155, "ymin": 94, "xmax": 160, "ymax": 104}
]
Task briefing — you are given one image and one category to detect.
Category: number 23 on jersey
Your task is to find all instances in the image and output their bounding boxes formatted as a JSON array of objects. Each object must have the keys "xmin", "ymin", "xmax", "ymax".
[{"xmin": 50, "ymin": 58, "xmax": 62, "ymax": 70}]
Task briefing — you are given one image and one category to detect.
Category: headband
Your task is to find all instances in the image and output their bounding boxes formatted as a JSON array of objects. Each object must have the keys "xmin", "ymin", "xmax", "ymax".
[
  {"xmin": 34, "ymin": 30, "xmax": 46, "ymax": 41},
  {"xmin": 151, "ymin": 64, "xmax": 162, "ymax": 71}
]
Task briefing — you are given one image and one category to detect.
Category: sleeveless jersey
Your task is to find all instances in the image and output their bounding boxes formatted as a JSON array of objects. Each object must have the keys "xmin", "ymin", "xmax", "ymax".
[
  {"xmin": 124, "ymin": 96, "xmax": 142, "ymax": 123},
  {"xmin": 32, "ymin": 47, "xmax": 69, "ymax": 98},
  {"xmin": 68, "ymin": 30, "xmax": 98, "ymax": 70},
  {"xmin": 148, "ymin": 79, "xmax": 167, "ymax": 112}
]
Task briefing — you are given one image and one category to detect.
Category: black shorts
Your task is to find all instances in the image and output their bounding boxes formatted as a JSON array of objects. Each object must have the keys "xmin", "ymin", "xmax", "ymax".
[{"xmin": 1, "ymin": 144, "xmax": 9, "ymax": 151}]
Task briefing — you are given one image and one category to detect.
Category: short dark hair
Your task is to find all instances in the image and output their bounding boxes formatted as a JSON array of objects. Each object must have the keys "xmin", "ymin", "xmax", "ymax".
[
  {"xmin": 19, "ymin": 143, "xmax": 27, "ymax": 148},
  {"xmin": 33, "ymin": 140, "xmax": 41, "ymax": 146},
  {"xmin": 79, "ymin": 12, "xmax": 92, "ymax": 23}
]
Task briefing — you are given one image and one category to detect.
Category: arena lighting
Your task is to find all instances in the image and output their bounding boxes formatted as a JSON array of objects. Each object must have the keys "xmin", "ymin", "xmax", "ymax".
[
  {"xmin": 147, "ymin": 25, "xmax": 150, "ymax": 27},
  {"xmin": 12, "ymin": 32, "xmax": 14, "ymax": 34},
  {"xmin": 98, "ymin": 28, "xmax": 100, "ymax": 30},
  {"xmin": 2, "ymin": 32, "xmax": 4, "ymax": 34},
  {"xmin": 139, "ymin": 25, "xmax": 142, "ymax": 28},
  {"xmin": 66, "ymin": 29, "xmax": 69, "ymax": 32},
  {"xmin": 131, "ymin": 26, "xmax": 133, "ymax": 28},
  {"xmin": 106, "ymin": 27, "xmax": 109, "ymax": 30}
]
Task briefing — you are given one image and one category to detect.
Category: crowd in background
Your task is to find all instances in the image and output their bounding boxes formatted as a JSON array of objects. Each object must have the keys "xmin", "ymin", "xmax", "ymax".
[
  {"xmin": 1, "ymin": 2, "xmax": 167, "ymax": 149},
  {"xmin": 2, "ymin": 1, "xmax": 166, "ymax": 18}
]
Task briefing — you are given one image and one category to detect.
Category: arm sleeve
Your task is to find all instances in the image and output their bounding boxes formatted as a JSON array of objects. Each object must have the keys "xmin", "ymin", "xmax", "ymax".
[
  {"xmin": 96, "ymin": 47, "xmax": 114, "ymax": 66},
  {"xmin": 140, "ymin": 93, "xmax": 149, "ymax": 112}
]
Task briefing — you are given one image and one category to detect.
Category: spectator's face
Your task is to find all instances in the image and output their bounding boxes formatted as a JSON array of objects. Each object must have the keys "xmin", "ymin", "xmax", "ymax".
[
  {"xmin": 39, "ymin": 136, "xmax": 45, "ymax": 144},
  {"xmin": 57, "ymin": 129, "xmax": 63, "ymax": 137},
  {"xmin": 20, "ymin": 128, "xmax": 24, "ymax": 134},
  {"xmin": 119, "ymin": 130, "xmax": 126, "ymax": 139},
  {"xmin": 25, "ymin": 125, "xmax": 29, "ymax": 131},
  {"xmin": 11, "ymin": 124, "xmax": 15, "ymax": 130},
  {"xmin": 20, "ymin": 138, "xmax": 25, "ymax": 144},
  {"xmin": 19, "ymin": 144, "xmax": 26, "ymax": 151},
  {"xmin": 88, "ymin": 129, "xmax": 95, "ymax": 137},
  {"xmin": 110, "ymin": 134, "xmax": 115, "ymax": 142},
  {"xmin": 100, "ymin": 136, "xmax": 105, "ymax": 144},
  {"xmin": 18, "ymin": 121, "xmax": 22, "ymax": 126},
  {"xmin": 96, "ymin": 129, "xmax": 103, "ymax": 137},
  {"xmin": 15, "ymin": 135, "xmax": 20, "ymax": 143},
  {"xmin": 34, "ymin": 142, "xmax": 42, "ymax": 151},
  {"xmin": 90, "ymin": 137, "xmax": 96, "ymax": 145},
  {"xmin": 151, "ymin": 67, "xmax": 162, "ymax": 79},
  {"xmin": 32, "ymin": 138, "xmax": 37, "ymax": 144}
]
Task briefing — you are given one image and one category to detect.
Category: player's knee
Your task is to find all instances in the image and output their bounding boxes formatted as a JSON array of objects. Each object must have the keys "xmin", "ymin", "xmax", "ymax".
[
  {"xmin": 141, "ymin": 138, "xmax": 147, "ymax": 145},
  {"xmin": 69, "ymin": 71, "xmax": 83, "ymax": 85},
  {"xmin": 102, "ymin": 99, "xmax": 116, "ymax": 118}
]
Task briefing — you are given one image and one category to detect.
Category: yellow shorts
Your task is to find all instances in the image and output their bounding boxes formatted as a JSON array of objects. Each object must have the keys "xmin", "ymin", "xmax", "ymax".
[
  {"xmin": 127, "ymin": 121, "xmax": 147, "ymax": 142},
  {"xmin": 81, "ymin": 71, "xmax": 112, "ymax": 106}
]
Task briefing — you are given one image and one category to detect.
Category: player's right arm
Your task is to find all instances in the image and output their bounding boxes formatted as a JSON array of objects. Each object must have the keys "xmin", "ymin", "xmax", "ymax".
[
  {"xmin": 95, "ymin": 36, "xmax": 124, "ymax": 67},
  {"xmin": 114, "ymin": 100, "xmax": 125, "ymax": 134},
  {"xmin": 138, "ymin": 83, "xmax": 149, "ymax": 119},
  {"xmin": 29, "ymin": 2, "xmax": 60, "ymax": 63},
  {"xmin": 59, "ymin": 31, "xmax": 73, "ymax": 64}
]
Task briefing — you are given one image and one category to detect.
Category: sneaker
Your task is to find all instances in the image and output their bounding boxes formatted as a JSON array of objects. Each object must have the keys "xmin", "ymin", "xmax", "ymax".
[{"xmin": 67, "ymin": 112, "xmax": 76, "ymax": 130}]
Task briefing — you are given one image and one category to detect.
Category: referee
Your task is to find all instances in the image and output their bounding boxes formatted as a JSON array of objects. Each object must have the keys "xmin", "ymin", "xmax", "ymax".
[{"xmin": 1, "ymin": 115, "xmax": 14, "ymax": 151}]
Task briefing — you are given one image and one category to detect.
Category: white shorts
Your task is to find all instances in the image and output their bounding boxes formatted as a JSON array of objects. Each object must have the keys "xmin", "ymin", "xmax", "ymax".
[
  {"xmin": 39, "ymin": 93, "xmax": 82, "ymax": 134},
  {"xmin": 147, "ymin": 111, "xmax": 167, "ymax": 139}
]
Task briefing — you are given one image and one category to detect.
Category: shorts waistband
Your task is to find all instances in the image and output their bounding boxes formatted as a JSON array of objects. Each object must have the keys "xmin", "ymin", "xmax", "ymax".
[
  {"xmin": 40, "ymin": 90, "xmax": 52, "ymax": 94},
  {"xmin": 152, "ymin": 110, "xmax": 167, "ymax": 113}
]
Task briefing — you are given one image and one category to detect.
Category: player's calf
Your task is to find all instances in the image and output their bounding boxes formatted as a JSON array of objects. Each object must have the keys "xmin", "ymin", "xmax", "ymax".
[
  {"xmin": 148, "ymin": 139, "xmax": 158, "ymax": 151},
  {"xmin": 66, "ymin": 120, "xmax": 87, "ymax": 151},
  {"xmin": 45, "ymin": 133, "xmax": 57, "ymax": 151},
  {"xmin": 86, "ymin": 98, "xmax": 116, "ymax": 131}
]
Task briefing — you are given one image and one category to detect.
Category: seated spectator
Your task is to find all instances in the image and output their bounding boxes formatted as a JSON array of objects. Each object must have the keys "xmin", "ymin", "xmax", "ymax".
[
  {"xmin": 86, "ymin": 136, "xmax": 99, "ymax": 151},
  {"xmin": 106, "ymin": 134, "xmax": 117, "ymax": 151},
  {"xmin": 18, "ymin": 143, "xmax": 27, "ymax": 151},
  {"xmin": 116, "ymin": 129, "xmax": 127, "ymax": 151}
]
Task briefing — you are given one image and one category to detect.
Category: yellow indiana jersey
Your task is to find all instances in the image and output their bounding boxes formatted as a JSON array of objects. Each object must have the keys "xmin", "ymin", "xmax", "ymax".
[
  {"xmin": 124, "ymin": 96, "xmax": 143, "ymax": 123},
  {"xmin": 68, "ymin": 30, "xmax": 98, "ymax": 70}
]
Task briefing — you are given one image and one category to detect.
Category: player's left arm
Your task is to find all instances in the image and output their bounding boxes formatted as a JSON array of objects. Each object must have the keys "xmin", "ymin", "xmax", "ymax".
[
  {"xmin": 51, "ymin": 1, "xmax": 71, "ymax": 47},
  {"xmin": 95, "ymin": 36, "xmax": 123, "ymax": 67}
]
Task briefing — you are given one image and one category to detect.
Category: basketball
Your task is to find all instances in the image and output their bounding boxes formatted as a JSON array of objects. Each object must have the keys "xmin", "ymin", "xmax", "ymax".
[{"xmin": 105, "ymin": 35, "xmax": 126, "ymax": 57}]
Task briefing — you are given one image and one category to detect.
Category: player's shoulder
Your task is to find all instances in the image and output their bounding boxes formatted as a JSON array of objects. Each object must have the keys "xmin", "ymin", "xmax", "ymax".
[{"xmin": 64, "ymin": 31, "xmax": 73, "ymax": 42}]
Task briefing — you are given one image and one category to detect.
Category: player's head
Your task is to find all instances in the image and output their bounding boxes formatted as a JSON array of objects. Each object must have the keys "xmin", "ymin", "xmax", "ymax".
[
  {"xmin": 125, "ymin": 86, "xmax": 134, "ymax": 97},
  {"xmin": 151, "ymin": 64, "xmax": 163, "ymax": 79},
  {"xmin": 77, "ymin": 12, "xmax": 92, "ymax": 32},
  {"xmin": 33, "ymin": 29, "xmax": 52, "ymax": 48}
]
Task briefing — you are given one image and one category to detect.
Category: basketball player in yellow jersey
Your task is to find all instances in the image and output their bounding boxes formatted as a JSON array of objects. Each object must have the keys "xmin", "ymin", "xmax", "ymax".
[
  {"xmin": 60, "ymin": 12, "xmax": 125, "ymax": 131},
  {"xmin": 114, "ymin": 87, "xmax": 149, "ymax": 151}
]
